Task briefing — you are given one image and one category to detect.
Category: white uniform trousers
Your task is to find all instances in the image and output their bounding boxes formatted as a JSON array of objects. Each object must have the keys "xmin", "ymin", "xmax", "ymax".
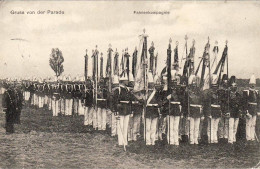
[
  {"xmin": 167, "ymin": 115, "xmax": 180, "ymax": 145},
  {"xmin": 48, "ymin": 96, "xmax": 52, "ymax": 110},
  {"xmin": 60, "ymin": 98, "xmax": 65, "ymax": 115},
  {"xmin": 84, "ymin": 106, "xmax": 89, "ymax": 125},
  {"xmin": 111, "ymin": 112, "xmax": 118, "ymax": 136},
  {"xmin": 132, "ymin": 113, "xmax": 141, "ymax": 141},
  {"xmin": 39, "ymin": 96, "xmax": 44, "ymax": 108},
  {"xmin": 97, "ymin": 108, "xmax": 106, "ymax": 130},
  {"xmin": 52, "ymin": 99, "xmax": 59, "ymax": 117},
  {"xmin": 246, "ymin": 115, "xmax": 257, "ymax": 141},
  {"xmin": 92, "ymin": 108, "xmax": 98, "ymax": 129},
  {"xmin": 44, "ymin": 95, "xmax": 48, "ymax": 106},
  {"xmin": 73, "ymin": 99, "xmax": 79, "ymax": 115},
  {"xmin": 228, "ymin": 117, "xmax": 239, "ymax": 143},
  {"xmin": 218, "ymin": 117, "xmax": 229, "ymax": 139},
  {"xmin": 145, "ymin": 117, "xmax": 158, "ymax": 145},
  {"xmin": 65, "ymin": 99, "xmax": 73, "ymax": 116},
  {"xmin": 207, "ymin": 118, "xmax": 220, "ymax": 143},
  {"xmin": 189, "ymin": 117, "xmax": 201, "ymax": 144},
  {"xmin": 117, "ymin": 115, "xmax": 130, "ymax": 146},
  {"xmin": 78, "ymin": 100, "xmax": 85, "ymax": 116},
  {"xmin": 106, "ymin": 110, "xmax": 112, "ymax": 128},
  {"xmin": 158, "ymin": 116, "xmax": 167, "ymax": 141}
]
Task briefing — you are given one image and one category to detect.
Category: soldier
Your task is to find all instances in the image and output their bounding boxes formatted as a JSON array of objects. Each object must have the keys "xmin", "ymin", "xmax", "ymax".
[
  {"xmin": 110, "ymin": 75, "xmax": 120, "ymax": 136},
  {"xmin": 83, "ymin": 78, "xmax": 94, "ymax": 126},
  {"xmin": 97, "ymin": 78, "xmax": 108, "ymax": 131},
  {"xmin": 165, "ymin": 70, "xmax": 182, "ymax": 145},
  {"xmin": 65, "ymin": 78, "xmax": 73, "ymax": 116},
  {"xmin": 226, "ymin": 76, "xmax": 242, "ymax": 144},
  {"xmin": 218, "ymin": 74, "xmax": 229, "ymax": 143},
  {"xmin": 188, "ymin": 75, "xmax": 203, "ymax": 145},
  {"xmin": 13, "ymin": 81, "xmax": 24, "ymax": 124},
  {"xmin": 115, "ymin": 73, "xmax": 131, "ymax": 146},
  {"xmin": 2, "ymin": 82, "xmax": 16, "ymax": 133},
  {"xmin": 243, "ymin": 74, "xmax": 260, "ymax": 142},
  {"xmin": 206, "ymin": 74, "xmax": 222, "ymax": 144},
  {"xmin": 145, "ymin": 72, "xmax": 162, "ymax": 145},
  {"xmin": 52, "ymin": 81, "xmax": 61, "ymax": 117},
  {"xmin": 73, "ymin": 79, "xmax": 80, "ymax": 116}
]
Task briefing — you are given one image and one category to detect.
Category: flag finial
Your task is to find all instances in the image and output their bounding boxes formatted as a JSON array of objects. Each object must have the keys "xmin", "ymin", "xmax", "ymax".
[
  {"xmin": 226, "ymin": 40, "xmax": 228, "ymax": 45},
  {"xmin": 85, "ymin": 49, "xmax": 88, "ymax": 54},
  {"xmin": 109, "ymin": 44, "xmax": 112, "ymax": 48},
  {"xmin": 176, "ymin": 41, "xmax": 179, "ymax": 46},
  {"xmin": 101, "ymin": 52, "xmax": 103, "ymax": 57},
  {"xmin": 208, "ymin": 36, "xmax": 210, "ymax": 42},
  {"xmin": 192, "ymin": 39, "xmax": 195, "ymax": 45},
  {"xmin": 143, "ymin": 28, "xmax": 146, "ymax": 34},
  {"xmin": 151, "ymin": 41, "xmax": 154, "ymax": 46},
  {"xmin": 169, "ymin": 38, "xmax": 172, "ymax": 44}
]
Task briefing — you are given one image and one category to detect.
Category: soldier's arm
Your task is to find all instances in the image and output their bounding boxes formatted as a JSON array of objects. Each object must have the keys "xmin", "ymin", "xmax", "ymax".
[
  {"xmin": 257, "ymin": 91, "xmax": 260, "ymax": 114},
  {"xmin": 242, "ymin": 91, "xmax": 249, "ymax": 115}
]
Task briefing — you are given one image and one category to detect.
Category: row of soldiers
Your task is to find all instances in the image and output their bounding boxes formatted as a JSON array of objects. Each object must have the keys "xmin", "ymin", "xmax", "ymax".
[{"xmin": 1, "ymin": 72, "xmax": 259, "ymax": 146}]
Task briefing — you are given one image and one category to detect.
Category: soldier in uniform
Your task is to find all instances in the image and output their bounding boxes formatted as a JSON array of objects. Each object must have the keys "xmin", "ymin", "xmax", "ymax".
[
  {"xmin": 13, "ymin": 80, "xmax": 24, "ymax": 124},
  {"xmin": 115, "ymin": 73, "xmax": 131, "ymax": 146},
  {"xmin": 2, "ymin": 81, "xmax": 16, "ymax": 133},
  {"xmin": 83, "ymin": 78, "xmax": 94, "ymax": 126},
  {"xmin": 65, "ymin": 78, "xmax": 73, "ymax": 116},
  {"xmin": 165, "ymin": 70, "xmax": 182, "ymax": 145},
  {"xmin": 205, "ymin": 74, "xmax": 223, "ymax": 143},
  {"xmin": 145, "ymin": 73, "xmax": 162, "ymax": 145},
  {"xmin": 226, "ymin": 76, "xmax": 242, "ymax": 144},
  {"xmin": 243, "ymin": 74, "xmax": 260, "ymax": 142},
  {"xmin": 188, "ymin": 75, "xmax": 203, "ymax": 145},
  {"xmin": 110, "ymin": 75, "xmax": 120, "ymax": 136},
  {"xmin": 52, "ymin": 80, "xmax": 61, "ymax": 117}
]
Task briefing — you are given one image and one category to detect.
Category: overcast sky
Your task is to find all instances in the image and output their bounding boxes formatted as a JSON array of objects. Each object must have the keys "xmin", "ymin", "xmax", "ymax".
[{"xmin": 0, "ymin": 1, "xmax": 260, "ymax": 79}]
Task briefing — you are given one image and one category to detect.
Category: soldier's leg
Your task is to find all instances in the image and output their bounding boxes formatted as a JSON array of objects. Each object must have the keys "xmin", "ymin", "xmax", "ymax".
[
  {"xmin": 214, "ymin": 118, "xmax": 220, "ymax": 143},
  {"xmin": 207, "ymin": 118, "xmax": 212, "ymax": 143},
  {"xmin": 127, "ymin": 115, "xmax": 133, "ymax": 142},
  {"xmin": 228, "ymin": 117, "xmax": 234, "ymax": 143},
  {"xmin": 123, "ymin": 114, "xmax": 130, "ymax": 146},
  {"xmin": 194, "ymin": 117, "xmax": 200, "ymax": 144},
  {"xmin": 251, "ymin": 115, "xmax": 257, "ymax": 141},
  {"xmin": 151, "ymin": 117, "xmax": 158, "ymax": 145},
  {"xmin": 246, "ymin": 116, "xmax": 251, "ymax": 141},
  {"xmin": 189, "ymin": 117, "xmax": 195, "ymax": 144},
  {"xmin": 92, "ymin": 108, "xmax": 97, "ymax": 129},
  {"xmin": 173, "ymin": 116, "xmax": 180, "ymax": 145},
  {"xmin": 218, "ymin": 117, "xmax": 224, "ymax": 139},
  {"xmin": 101, "ymin": 108, "xmax": 106, "ymax": 130},
  {"xmin": 233, "ymin": 118, "xmax": 239, "ymax": 142},
  {"xmin": 88, "ymin": 107, "xmax": 93, "ymax": 126},
  {"xmin": 84, "ymin": 106, "xmax": 89, "ymax": 126},
  {"xmin": 117, "ymin": 115, "xmax": 124, "ymax": 145},
  {"xmin": 111, "ymin": 112, "xmax": 116, "ymax": 136},
  {"xmin": 167, "ymin": 115, "xmax": 170, "ymax": 144},
  {"xmin": 146, "ymin": 117, "xmax": 152, "ymax": 145},
  {"xmin": 97, "ymin": 108, "xmax": 102, "ymax": 130},
  {"xmin": 169, "ymin": 116, "xmax": 174, "ymax": 144}
]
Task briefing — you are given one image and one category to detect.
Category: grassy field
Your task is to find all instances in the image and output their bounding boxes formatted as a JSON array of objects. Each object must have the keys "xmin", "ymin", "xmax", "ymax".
[{"xmin": 0, "ymin": 95, "xmax": 259, "ymax": 168}]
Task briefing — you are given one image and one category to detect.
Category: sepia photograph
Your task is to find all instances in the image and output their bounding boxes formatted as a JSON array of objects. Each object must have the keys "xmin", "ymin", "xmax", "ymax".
[{"xmin": 0, "ymin": 0, "xmax": 260, "ymax": 168}]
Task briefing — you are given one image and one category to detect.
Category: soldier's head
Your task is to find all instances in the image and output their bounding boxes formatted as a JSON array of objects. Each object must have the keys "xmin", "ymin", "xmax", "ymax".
[
  {"xmin": 249, "ymin": 74, "xmax": 256, "ymax": 89},
  {"xmin": 189, "ymin": 74, "xmax": 200, "ymax": 90},
  {"xmin": 128, "ymin": 73, "xmax": 135, "ymax": 88},
  {"xmin": 154, "ymin": 74, "xmax": 162, "ymax": 90},
  {"xmin": 230, "ymin": 82, "xmax": 237, "ymax": 92},
  {"xmin": 112, "ymin": 75, "xmax": 119, "ymax": 87}
]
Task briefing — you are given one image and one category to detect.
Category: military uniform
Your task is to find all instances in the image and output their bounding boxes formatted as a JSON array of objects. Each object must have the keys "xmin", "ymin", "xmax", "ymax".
[
  {"xmin": 65, "ymin": 82, "xmax": 73, "ymax": 116},
  {"xmin": 83, "ymin": 79, "xmax": 94, "ymax": 126},
  {"xmin": 243, "ymin": 75, "xmax": 260, "ymax": 141},
  {"xmin": 13, "ymin": 85, "xmax": 23, "ymax": 124},
  {"xmin": 2, "ymin": 86, "xmax": 16, "ymax": 133},
  {"xmin": 52, "ymin": 83, "xmax": 61, "ymax": 117}
]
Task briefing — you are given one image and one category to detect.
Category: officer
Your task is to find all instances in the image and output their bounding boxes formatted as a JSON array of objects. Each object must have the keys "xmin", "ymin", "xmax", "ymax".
[
  {"xmin": 188, "ymin": 74, "xmax": 203, "ymax": 145},
  {"xmin": 243, "ymin": 74, "xmax": 260, "ymax": 142}
]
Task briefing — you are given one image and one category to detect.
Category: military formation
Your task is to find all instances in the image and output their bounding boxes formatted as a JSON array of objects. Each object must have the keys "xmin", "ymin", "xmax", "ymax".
[{"xmin": 0, "ymin": 31, "xmax": 259, "ymax": 149}]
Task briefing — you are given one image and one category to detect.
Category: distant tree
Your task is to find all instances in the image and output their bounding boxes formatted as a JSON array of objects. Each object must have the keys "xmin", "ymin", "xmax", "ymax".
[{"xmin": 49, "ymin": 48, "xmax": 64, "ymax": 78}]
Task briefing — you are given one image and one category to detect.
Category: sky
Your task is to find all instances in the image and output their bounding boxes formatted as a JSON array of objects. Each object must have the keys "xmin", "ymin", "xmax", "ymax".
[{"xmin": 0, "ymin": 1, "xmax": 260, "ymax": 79}]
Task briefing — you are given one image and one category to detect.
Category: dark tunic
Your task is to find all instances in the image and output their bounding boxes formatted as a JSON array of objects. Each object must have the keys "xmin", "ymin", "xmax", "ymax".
[
  {"xmin": 2, "ymin": 88, "xmax": 16, "ymax": 133},
  {"xmin": 146, "ymin": 89, "xmax": 162, "ymax": 118},
  {"xmin": 189, "ymin": 88, "xmax": 203, "ymax": 118},
  {"xmin": 243, "ymin": 89, "xmax": 260, "ymax": 116}
]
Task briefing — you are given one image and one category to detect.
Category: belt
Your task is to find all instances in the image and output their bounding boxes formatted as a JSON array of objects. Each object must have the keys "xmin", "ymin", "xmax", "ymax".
[
  {"xmin": 132, "ymin": 101, "xmax": 139, "ymax": 104},
  {"xmin": 211, "ymin": 104, "xmax": 220, "ymax": 108},
  {"xmin": 249, "ymin": 102, "xmax": 257, "ymax": 105},
  {"xmin": 147, "ymin": 104, "xmax": 158, "ymax": 106},
  {"xmin": 171, "ymin": 101, "xmax": 180, "ymax": 105},
  {"xmin": 120, "ymin": 101, "xmax": 130, "ymax": 103},
  {"xmin": 97, "ymin": 99, "xmax": 106, "ymax": 101},
  {"xmin": 190, "ymin": 104, "xmax": 202, "ymax": 108}
]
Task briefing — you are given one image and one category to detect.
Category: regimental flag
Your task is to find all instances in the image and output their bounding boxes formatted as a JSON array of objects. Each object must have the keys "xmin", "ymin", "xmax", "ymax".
[{"xmin": 133, "ymin": 33, "xmax": 147, "ymax": 101}]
